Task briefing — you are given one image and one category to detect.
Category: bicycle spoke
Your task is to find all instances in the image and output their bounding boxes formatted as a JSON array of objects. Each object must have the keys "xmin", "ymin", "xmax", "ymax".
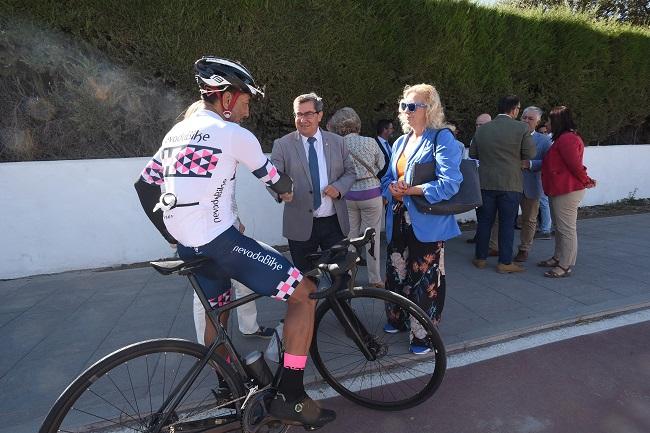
[
  {"xmin": 166, "ymin": 353, "xmax": 186, "ymax": 406},
  {"xmin": 145, "ymin": 354, "xmax": 153, "ymax": 421},
  {"xmin": 70, "ymin": 406, "xmax": 146, "ymax": 432},
  {"xmin": 126, "ymin": 362, "xmax": 142, "ymax": 420},
  {"xmin": 104, "ymin": 372, "xmax": 141, "ymax": 421},
  {"xmin": 83, "ymin": 388, "xmax": 143, "ymax": 427},
  {"xmin": 162, "ymin": 351, "xmax": 168, "ymax": 404}
]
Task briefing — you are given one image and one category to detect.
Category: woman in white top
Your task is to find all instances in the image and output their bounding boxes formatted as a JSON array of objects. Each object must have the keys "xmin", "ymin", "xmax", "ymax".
[{"xmin": 328, "ymin": 107, "xmax": 385, "ymax": 287}]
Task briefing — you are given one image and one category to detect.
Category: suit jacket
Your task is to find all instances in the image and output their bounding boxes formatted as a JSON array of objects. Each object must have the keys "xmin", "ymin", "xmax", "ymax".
[
  {"xmin": 375, "ymin": 137, "xmax": 391, "ymax": 179},
  {"xmin": 542, "ymin": 131, "xmax": 593, "ymax": 197},
  {"xmin": 271, "ymin": 129, "xmax": 356, "ymax": 241},
  {"xmin": 522, "ymin": 131, "xmax": 552, "ymax": 199},
  {"xmin": 469, "ymin": 114, "xmax": 536, "ymax": 192}
]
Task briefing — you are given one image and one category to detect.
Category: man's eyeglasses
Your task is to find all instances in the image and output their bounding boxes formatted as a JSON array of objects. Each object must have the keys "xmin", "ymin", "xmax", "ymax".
[
  {"xmin": 521, "ymin": 115, "xmax": 536, "ymax": 121},
  {"xmin": 295, "ymin": 111, "xmax": 319, "ymax": 119},
  {"xmin": 399, "ymin": 102, "xmax": 429, "ymax": 112}
]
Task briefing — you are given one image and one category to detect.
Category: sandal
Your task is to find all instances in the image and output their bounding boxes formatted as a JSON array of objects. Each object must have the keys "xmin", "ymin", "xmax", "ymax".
[
  {"xmin": 544, "ymin": 266, "xmax": 572, "ymax": 278},
  {"xmin": 537, "ymin": 257, "xmax": 559, "ymax": 268}
]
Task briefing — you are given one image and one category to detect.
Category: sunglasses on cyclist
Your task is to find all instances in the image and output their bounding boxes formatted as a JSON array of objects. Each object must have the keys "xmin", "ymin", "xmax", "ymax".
[{"xmin": 399, "ymin": 101, "xmax": 429, "ymax": 112}]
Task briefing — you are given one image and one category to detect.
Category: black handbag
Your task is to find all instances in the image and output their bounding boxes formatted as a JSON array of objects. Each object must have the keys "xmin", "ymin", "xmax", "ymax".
[{"xmin": 410, "ymin": 129, "xmax": 482, "ymax": 215}]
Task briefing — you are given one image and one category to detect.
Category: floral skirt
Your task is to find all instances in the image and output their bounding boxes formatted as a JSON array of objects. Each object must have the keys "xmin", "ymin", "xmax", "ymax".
[{"xmin": 385, "ymin": 204, "xmax": 446, "ymax": 340}]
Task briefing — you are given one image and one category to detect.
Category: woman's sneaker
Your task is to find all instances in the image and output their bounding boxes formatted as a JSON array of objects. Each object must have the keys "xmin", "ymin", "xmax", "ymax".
[
  {"xmin": 409, "ymin": 337, "xmax": 432, "ymax": 355},
  {"xmin": 268, "ymin": 393, "xmax": 336, "ymax": 429},
  {"xmin": 383, "ymin": 322, "xmax": 408, "ymax": 334},
  {"xmin": 242, "ymin": 326, "xmax": 275, "ymax": 339}
]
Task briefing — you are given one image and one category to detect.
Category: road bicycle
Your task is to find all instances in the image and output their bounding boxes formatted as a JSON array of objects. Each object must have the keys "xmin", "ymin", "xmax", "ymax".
[{"xmin": 39, "ymin": 228, "xmax": 446, "ymax": 433}]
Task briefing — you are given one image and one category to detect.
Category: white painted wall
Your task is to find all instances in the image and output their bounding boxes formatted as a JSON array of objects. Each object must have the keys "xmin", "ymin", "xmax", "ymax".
[{"xmin": 1, "ymin": 145, "xmax": 649, "ymax": 279}]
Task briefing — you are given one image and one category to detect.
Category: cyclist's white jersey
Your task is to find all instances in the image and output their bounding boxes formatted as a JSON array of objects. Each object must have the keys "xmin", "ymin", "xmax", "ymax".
[{"xmin": 139, "ymin": 109, "xmax": 280, "ymax": 247}]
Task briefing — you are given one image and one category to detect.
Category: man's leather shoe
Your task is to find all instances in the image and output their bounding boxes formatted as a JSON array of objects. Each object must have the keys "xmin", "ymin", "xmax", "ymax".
[
  {"xmin": 514, "ymin": 250, "xmax": 528, "ymax": 262},
  {"xmin": 496, "ymin": 262, "xmax": 525, "ymax": 274},
  {"xmin": 472, "ymin": 259, "xmax": 487, "ymax": 269},
  {"xmin": 488, "ymin": 249, "xmax": 499, "ymax": 257}
]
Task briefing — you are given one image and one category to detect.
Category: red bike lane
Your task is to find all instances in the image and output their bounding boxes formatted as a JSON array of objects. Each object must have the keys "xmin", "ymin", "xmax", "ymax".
[{"xmin": 319, "ymin": 320, "xmax": 650, "ymax": 433}]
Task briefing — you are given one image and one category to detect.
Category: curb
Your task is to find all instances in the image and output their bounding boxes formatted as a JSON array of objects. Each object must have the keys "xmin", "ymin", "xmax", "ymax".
[{"xmin": 445, "ymin": 300, "xmax": 650, "ymax": 356}]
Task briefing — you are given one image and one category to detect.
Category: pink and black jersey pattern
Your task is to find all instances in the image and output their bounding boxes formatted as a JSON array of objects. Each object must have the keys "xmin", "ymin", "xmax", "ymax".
[
  {"xmin": 162, "ymin": 145, "xmax": 222, "ymax": 178},
  {"xmin": 252, "ymin": 159, "xmax": 281, "ymax": 186},
  {"xmin": 272, "ymin": 267, "xmax": 303, "ymax": 301},
  {"xmin": 140, "ymin": 157, "xmax": 164, "ymax": 185}
]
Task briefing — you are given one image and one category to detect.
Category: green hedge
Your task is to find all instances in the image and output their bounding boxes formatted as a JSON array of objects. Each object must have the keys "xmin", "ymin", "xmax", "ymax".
[{"xmin": 1, "ymin": 0, "xmax": 649, "ymax": 161}]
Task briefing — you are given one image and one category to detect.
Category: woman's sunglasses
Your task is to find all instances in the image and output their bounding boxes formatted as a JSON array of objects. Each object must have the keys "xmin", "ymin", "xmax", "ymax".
[{"xmin": 399, "ymin": 101, "xmax": 429, "ymax": 112}]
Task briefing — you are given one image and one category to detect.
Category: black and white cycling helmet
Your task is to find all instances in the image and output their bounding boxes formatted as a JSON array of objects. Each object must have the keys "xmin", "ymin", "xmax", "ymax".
[{"xmin": 194, "ymin": 56, "xmax": 264, "ymax": 98}]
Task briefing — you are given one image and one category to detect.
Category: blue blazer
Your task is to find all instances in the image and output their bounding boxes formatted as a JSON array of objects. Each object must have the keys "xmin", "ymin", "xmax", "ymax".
[
  {"xmin": 523, "ymin": 132, "xmax": 552, "ymax": 199},
  {"xmin": 381, "ymin": 128, "xmax": 463, "ymax": 243}
]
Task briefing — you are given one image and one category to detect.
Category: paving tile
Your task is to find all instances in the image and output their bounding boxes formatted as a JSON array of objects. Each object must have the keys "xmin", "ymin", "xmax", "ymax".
[
  {"xmin": 569, "ymin": 289, "xmax": 622, "ymax": 306},
  {"xmin": 0, "ymin": 293, "xmax": 45, "ymax": 314},
  {"xmin": 0, "ymin": 310, "xmax": 65, "ymax": 377},
  {"xmin": 0, "ymin": 312, "xmax": 20, "ymax": 329}
]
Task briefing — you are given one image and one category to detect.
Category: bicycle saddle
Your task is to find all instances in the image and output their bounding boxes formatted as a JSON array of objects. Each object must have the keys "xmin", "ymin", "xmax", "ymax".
[{"xmin": 150, "ymin": 256, "xmax": 212, "ymax": 276}]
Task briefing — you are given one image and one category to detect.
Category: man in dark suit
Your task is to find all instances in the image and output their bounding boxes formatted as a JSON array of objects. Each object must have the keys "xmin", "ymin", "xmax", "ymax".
[
  {"xmin": 469, "ymin": 95, "xmax": 536, "ymax": 273},
  {"xmin": 375, "ymin": 119, "xmax": 394, "ymax": 179},
  {"xmin": 271, "ymin": 92, "xmax": 356, "ymax": 273}
]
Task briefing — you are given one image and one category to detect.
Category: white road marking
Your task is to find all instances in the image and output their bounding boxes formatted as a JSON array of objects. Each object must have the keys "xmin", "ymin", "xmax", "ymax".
[
  {"xmin": 448, "ymin": 308, "xmax": 650, "ymax": 369},
  {"xmin": 308, "ymin": 308, "xmax": 650, "ymax": 400}
]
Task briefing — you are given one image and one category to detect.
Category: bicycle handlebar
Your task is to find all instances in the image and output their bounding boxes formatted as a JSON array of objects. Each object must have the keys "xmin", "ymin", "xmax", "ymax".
[{"xmin": 307, "ymin": 227, "xmax": 376, "ymax": 299}]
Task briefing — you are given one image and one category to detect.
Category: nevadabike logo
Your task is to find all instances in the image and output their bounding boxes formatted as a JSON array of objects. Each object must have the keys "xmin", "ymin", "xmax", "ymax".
[{"xmin": 232, "ymin": 246, "xmax": 283, "ymax": 271}]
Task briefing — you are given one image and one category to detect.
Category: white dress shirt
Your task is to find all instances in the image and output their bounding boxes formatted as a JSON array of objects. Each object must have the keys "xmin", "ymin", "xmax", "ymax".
[
  {"xmin": 301, "ymin": 129, "xmax": 335, "ymax": 217},
  {"xmin": 377, "ymin": 136, "xmax": 391, "ymax": 156}
]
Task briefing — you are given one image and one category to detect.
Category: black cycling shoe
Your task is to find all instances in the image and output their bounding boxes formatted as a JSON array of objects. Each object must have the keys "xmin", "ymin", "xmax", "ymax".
[{"xmin": 268, "ymin": 393, "xmax": 336, "ymax": 430}]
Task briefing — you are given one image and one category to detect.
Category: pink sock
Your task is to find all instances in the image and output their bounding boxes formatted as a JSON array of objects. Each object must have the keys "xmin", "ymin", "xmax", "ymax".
[{"xmin": 284, "ymin": 353, "xmax": 307, "ymax": 370}]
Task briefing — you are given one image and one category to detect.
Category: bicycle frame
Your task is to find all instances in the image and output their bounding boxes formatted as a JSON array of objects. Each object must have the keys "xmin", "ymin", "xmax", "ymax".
[
  {"xmin": 149, "ymin": 230, "xmax": 378, "ymax": 431},
  {"xmin": 149, "ymin": 273, "xmax": 262, "ymax": 432}
]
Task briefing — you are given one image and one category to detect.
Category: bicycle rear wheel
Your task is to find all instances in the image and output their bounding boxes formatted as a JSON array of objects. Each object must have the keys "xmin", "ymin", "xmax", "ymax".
[
  {"xmin": 310, "ymin": 287, "xmax": 446, "ymax": 411},
  {"xmin": 39, "ymin": 338, "xmax": 244, "ymax": 433}
]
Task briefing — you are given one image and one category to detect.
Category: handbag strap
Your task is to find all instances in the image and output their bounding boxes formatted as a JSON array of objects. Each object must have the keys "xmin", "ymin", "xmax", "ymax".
[
  {"xmin": 432, "ymin": 127, "xmax": 452, "ymax": 155},
  {"xmin": 420, "ymin": 128, "xmax": 449, "ymax": 181},
  {"xmin": 349, "ymin": 151, "xmax": 378, "ymax": 180}
]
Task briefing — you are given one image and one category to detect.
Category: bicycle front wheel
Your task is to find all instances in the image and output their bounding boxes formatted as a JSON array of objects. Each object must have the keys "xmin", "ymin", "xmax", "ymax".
[
  {"xmin": 39, "ymin": 338, "xmax": 244, "ymax": 433},
  {"xmin": 310, "ymin": 287, "xmax": 446, "ymax": 411}
]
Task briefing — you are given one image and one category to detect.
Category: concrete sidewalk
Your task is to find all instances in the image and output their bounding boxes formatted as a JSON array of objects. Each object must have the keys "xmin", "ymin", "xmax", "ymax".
[{"xmin": 1, "ymin": 213, "xmax": 649, "ymax": 433}]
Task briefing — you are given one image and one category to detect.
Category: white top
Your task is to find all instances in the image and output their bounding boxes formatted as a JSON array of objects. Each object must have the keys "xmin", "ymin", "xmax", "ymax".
[
  {"xmin": 377, "ymin": 136, "xmax": 391, "ymax": 156},
  {"xmin": 300, "ymin": 129, "xmax": 335, "ymax": 217},
  {"xmin": 140, "ymin": 109, "xmax": 280, "ymax": 246}
]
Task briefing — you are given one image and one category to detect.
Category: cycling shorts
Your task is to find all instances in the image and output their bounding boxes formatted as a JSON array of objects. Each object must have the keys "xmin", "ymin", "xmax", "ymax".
[{"xmin": 177, "ymin": 226, "xmax": 303, "ymax": 305}]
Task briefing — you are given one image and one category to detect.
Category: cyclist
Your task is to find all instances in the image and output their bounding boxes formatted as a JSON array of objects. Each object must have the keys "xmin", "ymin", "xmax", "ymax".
[{"xmin": 134, "ymin": 56, "xmax": 335, "ymax": 429}]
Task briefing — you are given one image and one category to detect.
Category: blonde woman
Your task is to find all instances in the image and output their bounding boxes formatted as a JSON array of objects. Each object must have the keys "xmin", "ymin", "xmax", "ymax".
[
  {"xmin": 327, "ymin": 107, "xmax": 385, "ymax": 287},
  {"xmin": 381, "ymin": 84, "xmax": 462, "ymax": 354}
]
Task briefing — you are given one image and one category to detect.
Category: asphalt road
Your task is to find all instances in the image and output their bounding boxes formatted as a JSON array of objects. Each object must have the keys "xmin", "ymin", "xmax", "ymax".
[{"xmin": 319, "ymin": 320, "xmax": 650, "ymax": 433}]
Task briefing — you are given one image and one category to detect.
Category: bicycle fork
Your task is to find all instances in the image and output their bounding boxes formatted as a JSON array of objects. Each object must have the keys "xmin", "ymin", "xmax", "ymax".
[{"xmin": 327, "ymin": 275, "xmax": 377, "ymax": 361}]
